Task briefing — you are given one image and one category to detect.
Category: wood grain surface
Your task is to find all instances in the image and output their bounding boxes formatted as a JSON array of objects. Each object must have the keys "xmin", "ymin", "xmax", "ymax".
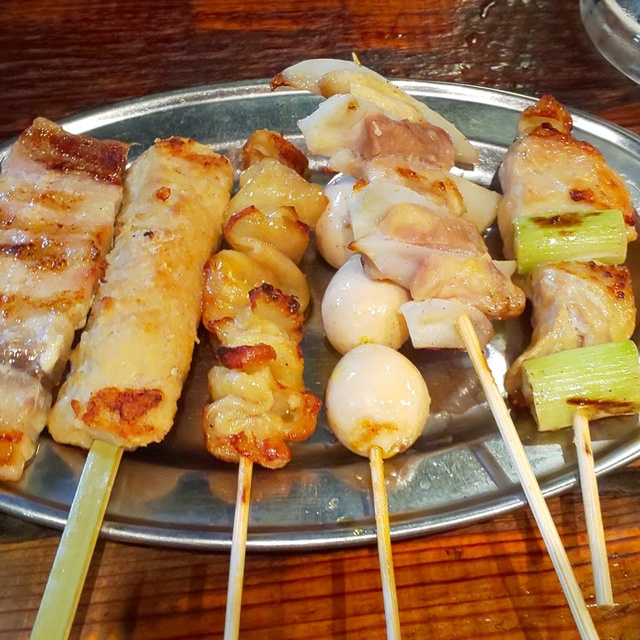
[{"xmin": 2, "ymin": 0, "xmax": 640, "ymax": 638}]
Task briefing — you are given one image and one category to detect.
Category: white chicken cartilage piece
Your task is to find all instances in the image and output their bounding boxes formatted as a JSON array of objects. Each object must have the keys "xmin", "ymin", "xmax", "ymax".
[
  {"xmin": 401, "ymin": 299, "xmax": 494, "ymax": 350},
  {"xmin": 273, "ymin": 57, "xmax": 479, "ymax": 164},
  {"xmin": 0, "ymin": 117, "xmax": 128, "ymax": 482},
  {"xmin": 497, "ymin": 95, "xmax": 637, "ymax": 259},
  {"xmin": 353, "ymin": 225, "xmax": 526, "ymax": 320},
  {"xmin": 322, "ymin": 255, "xmax": 410, "ymax": 355},
  {"xmin": 315, "ymin": 173, "xmax": 357, "ymax": 268},
  {"xmin": 347, "ymin": 181, "xmax": 434, "ymax": 240},
  {"xmin": 48, "ymin": 137, "xmax": 234, "ymax": 450},
  {"xmin": 362, "ymin": 158, "xmax": 500, "ymax": 233}
]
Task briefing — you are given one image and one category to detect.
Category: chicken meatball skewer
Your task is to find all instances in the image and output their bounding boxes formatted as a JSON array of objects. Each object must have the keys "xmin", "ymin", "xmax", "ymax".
[{"xmin": 32, "ymin": 138, "xmax": 234, "ymax": 640}]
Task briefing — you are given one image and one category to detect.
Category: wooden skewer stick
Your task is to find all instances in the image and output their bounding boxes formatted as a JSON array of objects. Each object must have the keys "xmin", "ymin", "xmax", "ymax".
[
  {"xmin": 456, "ymin": 314, "xmax": 599, "ymax": 640},
  {"xmin": 369, "ymin": 445, "xmax": 402, "ymax": 640},
  {"xmin": 30, "ymin": 440, "xmax": 123, "ymax": 640},
  {"xmin": 573, "ymin": 411, "xmax": 614, "ymax": 606},
  {"xmin": 223, "ymin": 455, "xmax": 254, "ymax": 640}
]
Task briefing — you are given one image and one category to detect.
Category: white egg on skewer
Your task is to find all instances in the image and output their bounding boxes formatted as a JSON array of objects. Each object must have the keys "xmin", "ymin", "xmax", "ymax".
[
  {"xmin": 325, "ymin": 343, "xmax": 430, "ymax": 640},
  {"xmin": 322, "ymin": 255, "xmax": 411, "ymax": 355},
  {"xmin": 326, "ymin": 343, "xmax": 430, "ymax": 457}
]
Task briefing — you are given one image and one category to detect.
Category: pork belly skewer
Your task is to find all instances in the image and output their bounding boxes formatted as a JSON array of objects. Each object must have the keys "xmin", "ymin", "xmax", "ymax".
[
  {"xmin": 277, "ymin": 58, "xmax": 601, "ymax": 638},
  {"xmin": 201, "ymin": 130, "xmax": 325, "ymax": 640},
  {"xmin": 0, "ymin": 118, "xmax": 128, "ymax": 481},
  {"xmin": 499, "ymin": 95, "xmax": 640, "ymax": 606},
  {"xmin": 32, "ymin": 137, "xmax": 234, "ymax": 639}
]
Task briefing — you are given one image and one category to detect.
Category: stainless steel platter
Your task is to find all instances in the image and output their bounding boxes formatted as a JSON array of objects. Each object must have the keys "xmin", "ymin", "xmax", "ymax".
[{"xmin": 1, "ymin": 80, "xmax": 639, "ymax": 551}]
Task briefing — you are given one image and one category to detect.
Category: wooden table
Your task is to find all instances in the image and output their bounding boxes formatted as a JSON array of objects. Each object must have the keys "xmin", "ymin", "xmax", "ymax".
[{"xmin": 2, "ymin": 0, "xmax": 640, "ymax": 638}]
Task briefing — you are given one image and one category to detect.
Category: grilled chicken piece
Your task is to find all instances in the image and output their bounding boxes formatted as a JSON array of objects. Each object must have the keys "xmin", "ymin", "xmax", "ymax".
[
  {"xmin": 498, "ymin": 94, "xmax": 638, "ymax": 258},
  {"xmin": 505, "ymin": 261, "xmax": 636, "ymax": 406},
  {"xmin": 297, "ymin": 94, "xmax": 457, "ymax": 176},
  {"xmin": 273, "ymin": 57, "xmax": 478, "ymax": 164},
  {"xmin": 362, "ymin": 157, "xmax": 500, "ymax": 232},
  {"xmin": 203, "ymin": 285, "xmax": 321, "ymax": 468},
  {"xmin": 48, "ymin": 137, "xmax": 233, "ymax": 449},
  {"xmin": 242, "ymin": 129, "xmax": 310, "ymax": 178},
  {"xmin": 351, "ymin": 199, "xmax": 526, "ymax": 319},
  {"xmin": 202, "ymin": 134, "xmax": 323, "ymax": 469},
  {"xmin": 0, "ymin": 118, "xmax": 128, "ymax": 481}
]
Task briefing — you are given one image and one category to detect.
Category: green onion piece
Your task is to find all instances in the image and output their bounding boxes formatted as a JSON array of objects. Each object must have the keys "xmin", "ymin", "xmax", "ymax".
[
  {"xmin": 514, "ymin": 210, "xmax": 627, "ymax": 274},
  {"xmin": 521, "ymin": 340, "xmax": 640, "ymax": 431}
]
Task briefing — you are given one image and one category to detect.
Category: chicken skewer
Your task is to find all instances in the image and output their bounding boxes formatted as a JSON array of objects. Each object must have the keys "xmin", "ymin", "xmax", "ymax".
[
  {"xmin": 200, "ymin": 130, "xmax": 325, "ymax": 640},
  {"xmin": 0, "ymin": 118, "xmax": 128, "ymax": 482},
  {"xmin": 32, "ymin": 137, "xmax": 234, "ymax": 639},
  {"xmin": 498, "ymin": 95, "xmax": 640, "ymax": 606},
  {"xmin": 326, "ymin": 343, "xmax": 431, "ymax": 640},
  {"xmin": 277, "ymin": 57, "xmax": 600, "ymax": 638}
]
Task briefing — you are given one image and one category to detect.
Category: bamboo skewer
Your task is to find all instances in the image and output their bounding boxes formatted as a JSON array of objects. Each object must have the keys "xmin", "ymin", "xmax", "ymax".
[
  {"xmin": 573, "ymin": 411, "xmax": 614, "ymax": 606},
  {"xmin": 224, "ymin": 456, "xmax": 254, "ymax": 640},
  {"xmin": 456, "ymin": 314, "xmax": 599, "ymax": 640},
  {"xmin": 369, "ymin": 445, "xmax": 402, "ymax": 640},
  {"xmin": 30, "ymin": 441, "xmax": 123, "ymax": 640}
]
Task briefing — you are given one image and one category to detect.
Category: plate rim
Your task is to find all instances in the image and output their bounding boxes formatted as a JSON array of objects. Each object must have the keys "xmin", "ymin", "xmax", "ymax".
[{"xmin": 1, "ymin": 77, "xmax": 640, "ymax": 551}]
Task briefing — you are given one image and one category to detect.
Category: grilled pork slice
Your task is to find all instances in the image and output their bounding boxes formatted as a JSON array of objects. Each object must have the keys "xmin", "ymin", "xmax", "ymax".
[
  {"xmin": 505, "ymin": 261, "xmax": 636, "ymax": 406},
  {"xmin": 202, "ymin": 133, "xmax": 323, "ymax": 468},
  {"xmin": 48, "ymin": 137, "xmax": 233, "ymax": 449},
  {"xmin": 497, "ymin": 95, "xmax": 638, "ymax": 258},
  {"xmin": 0, "ymin": 118, "xmax": 128, "ymax": 481}
]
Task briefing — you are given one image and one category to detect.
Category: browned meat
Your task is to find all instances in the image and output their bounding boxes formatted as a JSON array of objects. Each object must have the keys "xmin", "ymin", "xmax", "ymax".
[
  {"xmin": 505, "ymin": 261, "xmax": 636, "ymax": 406},
  {"xmin": 202, "ymin": 133, "xmax": 323, "ymax": 469},
  {"xmin": 0, "ymin": 118, "xmax": 128, "ymax": 480},
  {"xmin": 498, "ymin": 95, "xmax": 638, "ymax": 258}
]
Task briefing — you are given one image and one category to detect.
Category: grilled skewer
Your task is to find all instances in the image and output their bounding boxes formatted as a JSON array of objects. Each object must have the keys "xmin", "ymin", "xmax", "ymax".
[
  {"xmin": 0, "ymin": 118, "xmax": 128, "ymax": 481},
  {"xmin": 278, "ymin": 58, "xmax": 601, "ymax": 639},
  {"xmin": 33, "ymin": 136, "xmax": 234, "ymax": 639},
  {"xmin": 498, "ymin": 95, "xmax": 640, "ymax": 607},
  {"xmin": 201, "ymin": 130, "xmax": 325, "ymax": 639}
]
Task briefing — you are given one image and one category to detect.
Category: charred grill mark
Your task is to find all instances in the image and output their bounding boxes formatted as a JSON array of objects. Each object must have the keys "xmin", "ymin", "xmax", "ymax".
[
  {"xmin": 530, "ymin": 211, "xmax": 602, "ymax": 231},
  {"xmin": 82, "ymin": 387, "xmax": 164, "ymax": 426},
  {"xmin": 0, "ymin": 429, "xmax": 23, "ymax": 465},
  {"xmin": 582, "ymin": 262, "xmax": 632, "ymax": 302},
  {"xmin": 156, "ymin": 137, "xmax": 232, "ymax": 171},
  {"xmin": 216, "ymin": 343, "xmax": 277, "ymax": 369},
  {"xmin": 249, "ymin": 282, "xmax": 301, "ymax": 316},
  {"xmin": 567, "ymin": 397, "xmax": 640, "ymax": 413},
  {"xmin": 228, "ymin": 431, "xmax": 291, "ymax": 469},
  {"xmin": 155, "ymin": 187, "xmax": 171, "ymax": 201},
  {"xmin": 0, "ymin": 290, "xmax": 88, "ymax": 317},
  {"xmin": 569, "ymin": 188, "xmax": 595, "ymax": 203},
  {"xmin": 20, "ymin": 119, "xmax": 128, "ymax": 185},
  {"xmin": 0, "ymin": 242, "xmax": 67, "ymax": 270}
]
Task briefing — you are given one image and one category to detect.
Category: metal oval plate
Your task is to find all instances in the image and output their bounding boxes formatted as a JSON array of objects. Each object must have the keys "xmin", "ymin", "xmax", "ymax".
[{"xmin": 0, "ymin": 80, "xmax": 639, "ymax": 551}]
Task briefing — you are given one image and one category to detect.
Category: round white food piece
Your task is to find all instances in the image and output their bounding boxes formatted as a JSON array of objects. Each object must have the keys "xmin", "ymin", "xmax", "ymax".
[
  {"xmin": 325, "ymin": 343, "xmax": 430, "ymax": 458},
  {"xmin": 315, "ymin": 174, "xmax": 355, "ymax": 268},
  {"xmin": 322, "ymin": 255, "xmax": 410, "ymax": 355}
]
